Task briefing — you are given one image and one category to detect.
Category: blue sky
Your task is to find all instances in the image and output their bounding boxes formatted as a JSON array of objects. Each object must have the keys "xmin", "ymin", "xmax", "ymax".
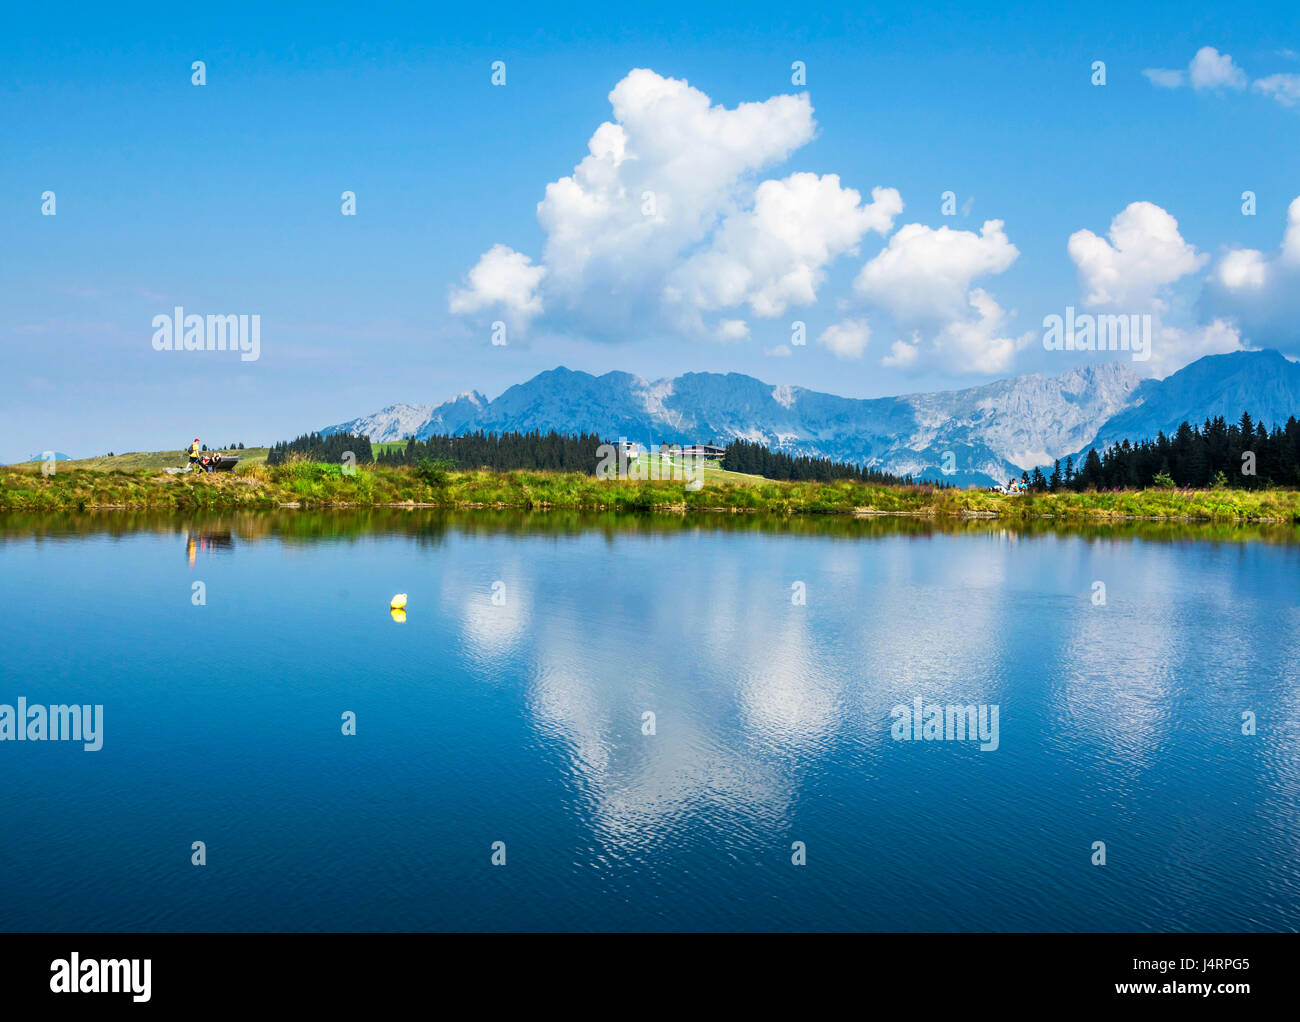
[{"xmin": 3, "ymin": 1, "xmax": 1299, "ymax": 461}]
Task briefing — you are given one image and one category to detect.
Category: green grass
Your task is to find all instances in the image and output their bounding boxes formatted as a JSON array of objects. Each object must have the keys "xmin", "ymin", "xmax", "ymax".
[
  {"xmin": 2, "ymin": 460, "xmax": 1298, "ymax": 522},
  {"xmin": 632, "ymin": 451, "xmax": 766, "ymax": 485}
]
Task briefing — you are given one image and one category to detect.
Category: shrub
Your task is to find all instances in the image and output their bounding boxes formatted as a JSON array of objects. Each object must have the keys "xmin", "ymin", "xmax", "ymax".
[{"xmin": 415, "ymin": 458, "xmax": 455, "ymax": 487}]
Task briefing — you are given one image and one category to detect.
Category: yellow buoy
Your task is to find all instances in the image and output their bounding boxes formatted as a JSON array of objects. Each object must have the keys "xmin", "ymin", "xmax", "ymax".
[{"xmin": 390, "ymin": 593, "xmax": 407, "ymax": 610}]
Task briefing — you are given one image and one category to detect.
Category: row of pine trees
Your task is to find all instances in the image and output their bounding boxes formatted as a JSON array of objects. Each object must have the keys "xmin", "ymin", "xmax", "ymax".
[
  {"xmin": 374, "ymin": 430, "xmax": 605, "ymax": 472},
  {"xmin": 266, "ymin": 432, "xmax": 374, "ymax": 466},
  {"xmin": 1020, "ymin": 413, "xmax": 1300, "ymax": 492},
  {"xmin": 720, "ymin": 438, "xmax": 938, "ymax": 486}
]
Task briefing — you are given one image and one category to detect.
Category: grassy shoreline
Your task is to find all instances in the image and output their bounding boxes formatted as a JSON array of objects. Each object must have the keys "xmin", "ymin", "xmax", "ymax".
[{"xmin": 3, "ymin": 462, "xmax": 1299, "ymax": 522}]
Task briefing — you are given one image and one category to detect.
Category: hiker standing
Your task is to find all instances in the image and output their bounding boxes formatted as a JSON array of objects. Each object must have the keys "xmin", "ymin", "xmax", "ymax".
[{"xmin": 188, "ymin": 438, "xmax": 201, "ymax": 471}]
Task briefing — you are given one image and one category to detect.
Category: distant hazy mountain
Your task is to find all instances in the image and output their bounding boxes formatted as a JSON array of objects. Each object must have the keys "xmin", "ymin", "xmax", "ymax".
[
  {"xmin": 322, "ymin": 351, "xmax": 1300, "ymax": 485},
  {"xmin": 333, "ymin": 393, "xmax": 488, "ymax": 445},
  {"xmin": 1084, "ymin": 350, "xmax": 1300, "ymax": 455}
]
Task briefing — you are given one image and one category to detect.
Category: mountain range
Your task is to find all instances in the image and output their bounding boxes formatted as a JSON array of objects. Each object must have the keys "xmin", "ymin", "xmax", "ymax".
[{"xmin": 322, "ymin": 350, "xmax": 1300, "ymax": 485}]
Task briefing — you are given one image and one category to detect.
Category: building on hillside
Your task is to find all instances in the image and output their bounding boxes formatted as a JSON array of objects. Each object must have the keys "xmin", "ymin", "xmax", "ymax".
[{"xmin": 680, "ymin": 444, "xmax": 726, "ymax": 460}]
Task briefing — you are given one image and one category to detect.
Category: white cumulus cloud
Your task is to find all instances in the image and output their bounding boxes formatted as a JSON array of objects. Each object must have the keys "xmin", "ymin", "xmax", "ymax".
[
  {"xmin": 1146, "ymin": 46, "xmax": 1248, "ymax": 91},
  {"xmin": 1067, "ymin": 201, "xmax": 1244, "ymax": 376},
  {"xmin": 1253, "ymin": 73, "xmax": 1300, "ymax": 107},
  {"xmin": 933, "ymin": 289, "xmax": 1025, "ymax": 376},
  {"xmin": 448, "ymin": 68, "xmax": 919, "ymax": 348},
  {"xmin": 881, "ymin": 338, "xmax": 920, "ymax": 368},
  {"xmin": 453, "ymin": 68, "xmax": 911, "ymax": 343},
  {"xmin": 854, "ymin": 219, "xmax": 1018, "ymax": 323},
  {"xmin": 1202, "ymin": 196, "xmax": 1300, "ymax": 355},
  {"xmin": 816, "ymin": 318, "xmax": 871, "ymax": 360},
  {"xmin": 666, "ymin": 174, "xmax": 902, "ymax": 322},
  {"xmin": 448, "ymin": 244, "xmax": 547, "ymax": 328},
  {"xmin": 715, "ymin": 319, "xmax": 750, "ymax": 341},
  {"xmin": 1189, "ymin": 46, "xmax": 1248, "ymax": 90},
  {"xmin": 1067, "ymin": 201, "xmax": 1207, "ymax": 308},
  {"xmin": 848, "ymin": 219, "xmax": 1021, "ymax": 373},
  {"xmin": 1215, "ymin": 248, "xmax": 1270, "ymax": 291},
  {"xmin": 1143, "ymin": 46, "xmax": 1300, "ymax": 107}
]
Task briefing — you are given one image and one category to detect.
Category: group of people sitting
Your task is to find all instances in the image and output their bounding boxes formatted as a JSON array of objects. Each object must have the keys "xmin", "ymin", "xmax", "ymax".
[{"xmin": 186, "ymin": 439, "xmax": 229, "ymax": 473}]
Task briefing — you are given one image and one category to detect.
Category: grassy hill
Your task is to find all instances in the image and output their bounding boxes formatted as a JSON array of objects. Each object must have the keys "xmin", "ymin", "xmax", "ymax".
[
  {"xmin": 6, "ymin": 448, "xmax": 271, "ymax": 472},
  {"xmin": 624, "ymin": 450, "xmax": 766, "ymax": 485},
  {"xmin": 367, "ymin": 447, "xmax": 766, "ymax": 485}
]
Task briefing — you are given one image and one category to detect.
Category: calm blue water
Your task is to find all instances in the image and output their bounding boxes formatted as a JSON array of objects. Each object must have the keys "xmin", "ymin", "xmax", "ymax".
[{"xmin": 1, "ymin": 512, "xmax": 1298, "ymax": 932}]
